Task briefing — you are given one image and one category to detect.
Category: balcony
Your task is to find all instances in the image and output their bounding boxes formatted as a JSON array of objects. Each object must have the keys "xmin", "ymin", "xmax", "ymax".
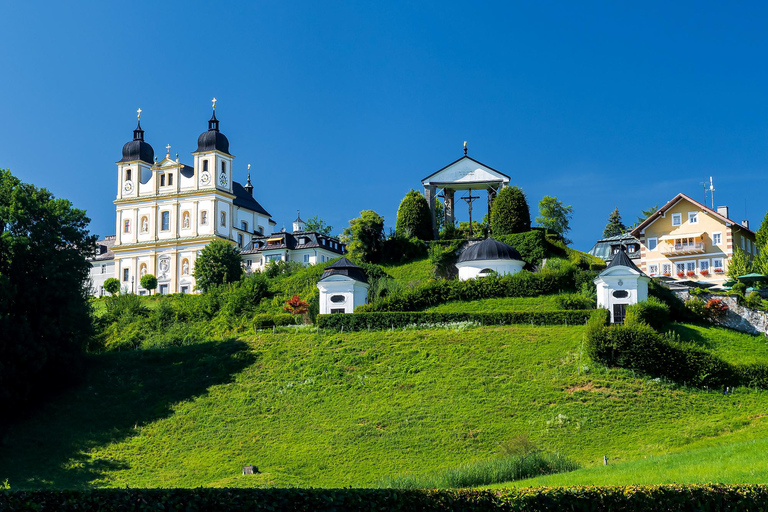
[{"xmin": 660, "ymin": 241, "xmax": 705, "ymax": 255}]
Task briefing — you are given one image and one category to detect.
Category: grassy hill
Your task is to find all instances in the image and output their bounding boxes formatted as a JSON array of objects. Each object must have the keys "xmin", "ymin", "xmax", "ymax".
[{"xmin": 4, "ymin": 319, "xmax": 768, "ymax": 489}]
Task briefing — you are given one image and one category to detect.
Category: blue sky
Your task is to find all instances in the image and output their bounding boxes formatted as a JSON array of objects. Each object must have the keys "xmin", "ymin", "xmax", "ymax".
[{"xmin": 2, "ymin": 1, "xmax": 767, "ymax": 250}]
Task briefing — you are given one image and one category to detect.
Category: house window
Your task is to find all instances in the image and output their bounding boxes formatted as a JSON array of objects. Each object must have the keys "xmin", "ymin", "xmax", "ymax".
[
  {"xmin": 713, "ymin": 232, "xmax": 722, "ymax": 245},
  {"xmin": 237, "ymin": 234, "xmax": 243, "ymax": 247},
  {"xmin": 648, "ymin": 264, "xmax": 658, "ymax": 276},
  {"xmin": 613, "ymin": 304, "xmax": 627, "ymax": 324},
  {"xmin": 676, "ymin": 263, "xmax": 685, "ymax": 275},
  {"xmin": 662, "ymin": 263, "xmax": 672, "ymax": 276},
  {"xmin": 126, "ymin": 169, "xmax": 132, "ymax": 181},
  {"xmin": 124, "ymin": 219, "xmax": 131, "ymax": 233},
  {"xmin": 303, "ymin": 254, "xmax": 310, "ymax": 263},
  {"xmin": 671, "ymin": 213, "xmax": 682, "ymax": 226},
  {"xmin": 201, "ymin": 211, "xmax": 208, "ymax": 225},
  {"xmin": 246, "ymin": 260, "xmax": 252, "ymax": 268},
  {"xmin": 713, "ymin": 258, "xmax": 724, "ymax": 270},
  {"xmin": 241, "ymin": 221, "xmax": 248, "ymax": 231},
  {"xmin": 688, "ymin": 212, "xmax": 698, "ymax": 224},
  {"xmin": 160, "ymin": 174, "xmax": 165, "ymax": 186},
  {"xmin": 647, "ymin": 237, "xmax": 657, "ymax": 251},
  {"xmin": 686, "ymin": 262, "xmax": 696, "ymax": 274},
  {"xmin": 747, "ymin": 239, "xmax": 752, "ymax": 253},
  {"xmin": 159, "ymin": 284, "xmax": 169, "ymax": 295},
  {"xmin": 161, "ymin": 211, "xmax": 170, "ymax": 231},
  {"xmin": 220, "ymin": 212, "xmax": 226, "ymax": 227},
  {"xmin": 123, "ymin": 268, "xmax": 129, "ymax": 281},
  {"xmin": 221, "ymin": 161, "xmax": 226, "ymax": 173},
  {"xmin": 180, "ymin": 286, "xmax": 189, "ymax": 294},
  {"xmin": 700, "ymin": 260, "xmax": 710, "ymax": 273},
  {"xmin": 741, "ymin": 236, "xmax": 746, "ymax": 250}
]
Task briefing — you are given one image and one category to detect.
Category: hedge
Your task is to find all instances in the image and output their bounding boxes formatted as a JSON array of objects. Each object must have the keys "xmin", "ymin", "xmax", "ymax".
[
  {"xmin": 4, "ymin": 485, "xmax": 768, "ymax": 511},
  {"xmin": 317, "ymin": 310, "xmax": 593, "ymax": 330},
  {"xmin": 494, "ymin": 230, "xmax": 547, "ymax": 266}
]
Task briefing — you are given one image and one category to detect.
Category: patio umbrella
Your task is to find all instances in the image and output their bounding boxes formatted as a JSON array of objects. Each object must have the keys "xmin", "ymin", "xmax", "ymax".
[{"xmin": 736, "ymin": 273, "xmax": 768, "ymax": 284}]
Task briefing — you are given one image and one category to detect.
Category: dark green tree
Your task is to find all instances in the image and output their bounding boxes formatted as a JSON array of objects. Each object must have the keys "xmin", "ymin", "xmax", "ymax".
[
  {"xmin": 490, "ymin": 186, "xmax": 531, "ymax": 236},
  {"xmin": 603, "ymin": 208, "xmax": 627, "ymax": 237},
  {"xmin": 193, "ymin": 239, "xmax": 243, "ymax": 292},
  {"xmin": 342, "ymin": 210, "xmax": 385, "ymax": 263},
  {"xmin": 103, "ymin": 277, "xmax": 120, "ymax": 295},
  {"xmin": 140, "ymin": 274, "xmax": 158, "ymax": 295},
  {"xmin": 755, "ymin": 210, "xmax": 768, "ymax": 249},
  {"xmin": 535, "ymin": 195, "xmax": 573, "ymax": 244},
  {"xmin": 395, "ymin": 189, "xmax": 433, "ymax": 240},
  {"xmin": 0, "ymin": 169, "xmax": 96, "ymax": 426},
  {"xmin": 632, "ymin": 204, "xmax": 659, "ymax": 228},
  {"xmin": 304, "ymin": 215, "xmax": 333, "ymax": 236}
]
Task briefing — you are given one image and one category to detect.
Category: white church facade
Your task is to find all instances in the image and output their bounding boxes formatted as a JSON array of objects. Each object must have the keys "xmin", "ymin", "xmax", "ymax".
[{"xmin": 88, "ymin": 102, "xmax": 345, "ymax": 296}]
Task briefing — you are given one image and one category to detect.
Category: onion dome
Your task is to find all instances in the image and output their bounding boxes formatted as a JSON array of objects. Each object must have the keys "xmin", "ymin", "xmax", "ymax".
[
  {"xmin": 196, "ymin": 110, "xmax": 230, "ymax": 154},
  {"xmin": 319, "ymin": 257, "xmax": 368, "ymax": 283},
  {"xmin": 119, "ymin": 121, "xmax": 154, "ymax": 164},
  {"xmin": 457, "ymin": 237, "xmax": 522, "ymax": 263}
]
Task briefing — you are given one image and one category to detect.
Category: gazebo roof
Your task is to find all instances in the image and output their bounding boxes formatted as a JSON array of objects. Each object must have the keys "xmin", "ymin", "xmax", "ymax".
[
  {"xmin": 457, "ymin": 237, "xmax": 522, "ymax": 263},
  {"xmin": 319, "ymin": 257, "xmax": 368, "ymax": 284}
]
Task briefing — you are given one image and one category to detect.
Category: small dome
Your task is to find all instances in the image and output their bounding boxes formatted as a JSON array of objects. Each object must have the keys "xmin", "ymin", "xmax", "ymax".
[
  {"xmin": 196, "ymin": 111, "xmax": 230, "ymax": 154},
  {"xmin": 457, "ymin": 237, "xmax": 522, "ymax": 263},
  {"xmin": 119, "ymin": 121, "xmax": 154, "ymax": 164}
]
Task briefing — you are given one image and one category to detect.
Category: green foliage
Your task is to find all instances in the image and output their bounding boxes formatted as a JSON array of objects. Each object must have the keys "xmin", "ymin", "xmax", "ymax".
[
  {"xmin": 103, "ymin": 277, "xmax": 120, "ymax": 295},
  {"xmin": 457, "ymin": 220, "xmax": 487, "ymax": 239},
  {"xmin": 625, "ymin": 297, "xmax": 670, "ymax": 331},
  {"xmin": 252, "ymin": 312, "xmax": 296, "ymax": 329},
  {"xmin": 494, "ymin": 230, "xmax": 547, "ymax": 266},
  {"xmin": 490, "ymin": 186, "xmax": 531, "ymax": 235},
  {"xmin": 535, "ymin": 195, "xmax": 573, "ymax": 244},
  {"xmin": 139, "ymin": 273, "xmax": 157, "ymax": 294},
  {"xmin": 380, "ymin": 235, "xmax": 427, "ymax": 264},
  {"xmin": 303, "ymin": 215, "xmax": 333, "ymax": 236},
  {"xmin": 428, "ymin": 239, "xmax": 464, "ymax": 278},
  {"xmin": 746, "ymin": 290, "xmax": 763, "ymax": 309},
  {"xmin": 728, "ymin": 247, "xmax": 752, "ymax": 280},
  {"xmin": 193, "ymin": 239, "xmax": 243, "ymax": 292},
  {"xmin": 263, "ymin": 259, "xmax": 303, "ymax": 278},
  {"xmin": 632, "ymin": 204, "xmax": 659, "ymax": 228},
  {"xmin": 317, "ymin": 310, "xmax": 593, "ymax": 330},
  {"xmin": 731, "ymin": 281, "xmax": 747, "ymax": 297},
  {"xmin": 555, "ymin": 294, "xmax": 595, "ymax": 310},
  {"xmin": 603, "ymin": 207, "xmax": 627, "ymax": 237},
  {"xmin": 0, "ymin": 169, "xmax": 96, "ymax": 423},
  {"xmin": 756, "ymin": 210, "xmax": 768, "ymax": 249},
  {"xmin": 685, "ymin": 297, "xmax": 707, "ymax": 321},
  {"xmin": 342, "ymin": 210, "xmax": 385, "ymax": 263},
  {"xmin": 395, "ymin": 189, "xmax": 433, "ymax": 241},
  {"xmin": 648, "ymin": 279, "xmax": 694, "ymax": 322}
]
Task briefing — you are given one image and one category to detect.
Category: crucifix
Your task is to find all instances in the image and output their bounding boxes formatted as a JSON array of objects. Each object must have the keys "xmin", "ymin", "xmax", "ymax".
[
  {"xmin": 461, "ymin": 188, "xmax": 481, "ymax": 237},
  {"xmin": 166, "ymin": 143, "xmax": 171, "ymax": 155}
]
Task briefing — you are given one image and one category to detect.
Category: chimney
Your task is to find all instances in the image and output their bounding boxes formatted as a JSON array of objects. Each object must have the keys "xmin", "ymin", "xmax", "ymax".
[
  {"xmin": 742, "ymin": 220, "xmax": 750, "ymax": 229},
  {"xmin": 717, "ymin": 206, "xmax": 729, "ymax": 219}
]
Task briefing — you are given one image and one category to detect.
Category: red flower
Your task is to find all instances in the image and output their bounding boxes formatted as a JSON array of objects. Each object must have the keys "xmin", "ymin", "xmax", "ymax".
[
  {"xmin": 700, "ymin": 270, "xmax": 709, "ymax": 276},
  {"xmin": 677, "ymin": 272, "xmax": 685, "ymax": 278},
  {"xmin": 686, "ymin": 271, "xmax": 696, "ymax": 277}
]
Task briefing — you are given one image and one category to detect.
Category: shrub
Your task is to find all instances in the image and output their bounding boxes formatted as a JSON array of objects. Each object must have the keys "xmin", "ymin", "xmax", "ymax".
[
  {"xmin": 704, "ymin": 298, "xmax": 728, "ymax": 322},
  {"xmin": 555, "ymin": 294, "xmax": 594, "ymax": 310},
  {"xmin": 495, "ymin": 230, "xmax": 547, "ymax": 266},
  {"xmin": 380, "ymin": 235, "xmax": 427, "ymax": 264},
  {"xmin": 625, "ymin": 297, "xmax": 670, "ymax": 331},
  {"xmin": 490, "ymin": 186, "xmax": 531, "ymax": 235},
  {"xmin": 103, "ymin": 277, "xmax": 120, "ymax": 295},
  {"xmin": 746, "ymin": 290, "xmax": 763, "ymax": 309},
  {"xmin": 685, "ymin": 297, "xmax": 707, "ymax": 321},
  {"xmin": 428, "ymin": 239, "xmax": 464, "ymax": 278},
  {"xmin": 395, "ymin": 189, "xmax": 433, "ymax": 240},
  {"xmin": 139, "ymin": 274, "xmax": 158, "ymax": 294},
  {"xmin": 732, "ymin": 281, "xmax": 747, "ymax": 297}
]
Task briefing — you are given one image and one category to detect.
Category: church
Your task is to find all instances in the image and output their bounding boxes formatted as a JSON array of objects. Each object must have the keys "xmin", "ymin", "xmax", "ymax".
[{"xmin": 88, "ymin": 101, "xmax": 345, "ymax": 296}]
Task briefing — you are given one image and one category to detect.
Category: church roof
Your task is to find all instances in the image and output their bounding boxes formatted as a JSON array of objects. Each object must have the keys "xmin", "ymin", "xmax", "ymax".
[
  {"xmin": 319, "ymin": 257, "xmax": 368, "ymax": 283},
  {"xmin": 233, "ymin": 181, "xmax": 271, "ymax": 216},
  {"xmin": 119, "ymin": 121, "xmax": 154, "ymax": 164},
  {"xmin": 195, "ymin": 111, "xmax": 230, "ymax": 155},
  {"xmin": 457, "ymin": 237, "xmax": 522, "ymax": 263}
]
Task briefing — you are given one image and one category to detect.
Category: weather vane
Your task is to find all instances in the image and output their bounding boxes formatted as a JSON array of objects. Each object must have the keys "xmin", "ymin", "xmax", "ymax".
[
  {"xmin": 212, "ymin": 97, "xmax": 217, "ymax": 110},
  {"xmin": 137, "ymin": 108, "xmax": 142, "ymax": 120}
]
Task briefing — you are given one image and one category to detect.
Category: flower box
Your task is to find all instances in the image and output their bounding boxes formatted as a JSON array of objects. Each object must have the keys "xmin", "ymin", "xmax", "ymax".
[
  {"xmin": 663, "ymin": 272, "xmax": 672, "ymax": 277},
  {"xmin": 714, "ymin": 268, "xmax": 724, "ymax": 273},
  {"xmin": 686, "ymin": 271, "xmax": 696, "ymax": 277},
  {"xmin": 700, "ymin": 270, "xmax": 710, "ymax": 276},
  {"xmin": 677, "ymin": 272, "xmax": 685, "ymax": 278}
]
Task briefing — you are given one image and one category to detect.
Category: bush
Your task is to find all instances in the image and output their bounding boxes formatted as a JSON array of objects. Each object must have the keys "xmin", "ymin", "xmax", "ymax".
[
  {"xmin": 685, "ymin": 297, "xmax": 707, "ymax": 321},
  {"xmin": 490, "ymin": 185, "xmax": 531, "ymax": 235},
  {"xmin": 495, "ymin": 230, "xmax": 547, "ymax": 266},
  {"xmin": 103, "ymin": 277, "xmax": 120, "ymax": 295},
  {"xmin": 428, "ymin": 239, "xmax": 464, "ymax": 278},
  {"xmin": 704, "ymin": 298, "xmax": 728, "ymax": 322},
  {"xmin": 555, "ymin": 294, "xmax": 595, "ymax": 310},
  {"xmin": 253, "ymin": 313, "xmax": 297, "ymax": 330},
  {"xmin": 649, "ymin": 279, "xmax": 693, "ymax": 322},
  {"xmin": 395, "ymin": 189, "xmax": 433, "ymax": 240},
  {"xmin": 732, "ymin": 281, "xmax": 747, "ymax": 296},
  {"xmin": 625, "ymin": 297, "xmax": 670, "ymax": 331},
  {"xmin": 380, "ymin": 235, "xmax": 427, "ymax": 264},
  {"xmin": 746, "ymin": 290, "xmax": 763, "ymax": 309}
]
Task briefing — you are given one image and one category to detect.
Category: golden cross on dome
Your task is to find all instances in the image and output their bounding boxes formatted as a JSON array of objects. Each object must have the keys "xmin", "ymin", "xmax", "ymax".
[
  {"xmin": 137, "ymin": 108, "xmax": 142, "ymax": 120},
  {"xmin": 212, "ymin": 97, "xmax": 217, "ymax": 110}
]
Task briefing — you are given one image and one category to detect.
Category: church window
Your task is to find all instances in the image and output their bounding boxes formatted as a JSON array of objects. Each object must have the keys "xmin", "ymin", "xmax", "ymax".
[
  {"xmin": 123, "ymin": 268, "xmax": 129, "ymax": 281},
  {"xmin": 126, "ymin": 169, "xmax": 132, "ymax": 181},
  {"xmin": 161, "ymin": 211, "xmax": 170, "ymax": 231},
  {"xmin": 201, "ymin": 211, "xmax": 208, "ymax": 225},
  {"xmin": 237, "ymin": 234, "xmax": 243, "ymax": 247},
  {"xmin": 124, "ymin": 219, "xmax": 131, "ymax": 233},
  {"xmin": 160, "ymin": 174, "xmax": 166, "ymax": 187},
  {"xmin": 221, "ymin": 161, "xmax": 226, "ymax": 173},
  {"xmin": 168, "ymin": 173, "xmax": 173, "ymax": 186},
  {"xmin": 182, "ymin": 212, "xmax": 190, "ymax": 229},
  {"xmin": 241, "ymin": 221, "xmax": 248, "ymax": 231},
  {"xmin": 203, "ymin": 160, "xmax": 208, "ymax": 173},
  {"xmin": 220, "ymin": 212, "xmax": 226, "ymax": 227}
]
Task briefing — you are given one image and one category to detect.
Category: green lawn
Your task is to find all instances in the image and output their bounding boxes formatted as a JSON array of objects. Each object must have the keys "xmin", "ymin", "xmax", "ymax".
[
  {"xmin": 381, "ymin": 258, "xmax": 434, "ymax": 285},
  {"xmin": 424, "ymin": 296, "xmax": 564, "ymax": 313},
  {"xmin": 670, "ymin": 323, "xmax": 768, "ymax": 366},
  {"xmin": 5, "ymin": 323, "xmax": 768, "ymax": 489}
]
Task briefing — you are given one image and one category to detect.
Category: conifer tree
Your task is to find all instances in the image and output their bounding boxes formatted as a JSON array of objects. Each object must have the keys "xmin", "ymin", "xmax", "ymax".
[
  {"xmin": 603, "ymin": 208, "xmax": 627, "ymax": 237},
  {"xmin": 490, "ymin": 186, "xmax": 531, "ymax": 236},
  {"xmin": 728, "ymin": 247, "xmax": 752, "ymax": 280},
  {"xmin": 395, "ymin": 189, "xmax": 433, "ymax": 240}
]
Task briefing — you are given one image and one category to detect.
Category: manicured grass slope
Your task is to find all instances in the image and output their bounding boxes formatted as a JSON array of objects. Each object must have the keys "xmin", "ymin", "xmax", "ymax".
[
  {"xmin": 424, "ymin": 296, "xmax": 563, "ymax": 313},
  {"xmin": 4, "ymin": 324, "xmax": 768, "ymax": 489}
]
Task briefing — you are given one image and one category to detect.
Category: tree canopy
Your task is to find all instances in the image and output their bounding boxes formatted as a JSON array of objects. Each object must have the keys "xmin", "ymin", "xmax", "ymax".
[
  {"xmin": 603, "ymin": 208, "xmax": 627, "ymax": 237},
  {"xmin": 103, "ymin": 277, "xmax": 120, "ymax": 295},
  {"xmin": 342, "ymin": 210, "xmax": 385, "ymax": 263},
  {"xmin": 395, "ymin": 189, "xmax": 433, "ymax": 240},
  {"xmin": 193, "ymin": 239, "xmax": 243, "ymax": 292},
  {"xmin": 140, "ymin": 274, "xmax": 158, "ymax": 294},
  {"xmin": 304, "ymin": 215, "xmax": 333, "ymax": 236},
  {"xmin": 728, "ymin": 246, "xmax": 752, "ymax": 280},
  {"xmin": 535, "ymin": 195, "xmax": 573, "ymax": 244},
  {"xmin": 0, "ymin": 169, "xmax": 96, "ymax": 424},
  {"xmin": 490, "ymin": 186, "xmax": 531, "ymax": 236}
]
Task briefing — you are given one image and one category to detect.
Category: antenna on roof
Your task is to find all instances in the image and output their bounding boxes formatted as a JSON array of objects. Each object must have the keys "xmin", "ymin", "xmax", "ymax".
[{"xmin": 709, "ymin": 176, "xmax": 715, "ymax": 209}]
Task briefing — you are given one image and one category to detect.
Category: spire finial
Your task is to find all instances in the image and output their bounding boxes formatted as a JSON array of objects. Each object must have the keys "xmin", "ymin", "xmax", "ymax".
[
  {"xmin": 247, "ymin": 163, "xmax": 251, "ymax": 171},
  {"xmin": 464, "ymin": 141, "xmax": 467, "ymax": 156},
  {"xmin": 244, "ymin": 167, "xmax": 254, "ymax": 196},
  {"xmin": 137, "ymin": 108, "xmax": 142, "ymax": 120},
  {"xmin": 166, "ymin": 143, "xmax": 171, "ymax": 156},
  {"xmin": 212, "ymin": 97, "xmax": 217, "ymax": 110}
]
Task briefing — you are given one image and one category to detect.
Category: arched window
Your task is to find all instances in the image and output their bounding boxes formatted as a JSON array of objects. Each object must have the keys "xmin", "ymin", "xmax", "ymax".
[
  {"xmin": 124, "ymin": 219, "xmax": 131, "ymax": 233},
  {"xmin": 478, "ymin": 268, "xmax": 495, "ymax": 276}
]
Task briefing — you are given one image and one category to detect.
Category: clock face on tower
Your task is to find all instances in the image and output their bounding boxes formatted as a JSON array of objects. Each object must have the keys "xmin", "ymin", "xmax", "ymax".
[
  {"xmin": 219, "ymin": 173, "xmax": 228, "ymax": 186},
  {"xmin": 201, "ymin": 171, "xmax": 211, "ymax": 185},
  {"xmin": 123, "ymin": 181, "xmax": 133, "ymax": 192}
]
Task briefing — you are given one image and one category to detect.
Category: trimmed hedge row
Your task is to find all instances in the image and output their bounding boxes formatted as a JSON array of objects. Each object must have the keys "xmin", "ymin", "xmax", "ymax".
[
  {"xmin": 317, "ymin": 310, "xmax": 593, "ymax": 331},
  {"xmin": 4, "ymin": 485, "xmax": 768, "ymax": 511},
  {"xmin": 360, "ymin": 268, "xmax": 589, "ymax": 313}
]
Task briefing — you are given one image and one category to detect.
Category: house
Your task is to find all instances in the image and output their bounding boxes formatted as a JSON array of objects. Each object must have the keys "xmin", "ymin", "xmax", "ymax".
[
  {"xmin": 587, "ymin": 233, "xmax": 641, "ymax": 264},
  {"xmin": 87, "ymin": 236, "xmax": 116, "ymax": 296},
  {"xmin": 630, "ymin": 193, "xmax": 756, "ymax": 285}
]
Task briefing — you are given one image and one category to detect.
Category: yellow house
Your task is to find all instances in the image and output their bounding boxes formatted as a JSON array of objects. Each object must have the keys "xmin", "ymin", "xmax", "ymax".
[{"xmin": 630, "ymin": 193, "xmax": 756, "ymax": 285}]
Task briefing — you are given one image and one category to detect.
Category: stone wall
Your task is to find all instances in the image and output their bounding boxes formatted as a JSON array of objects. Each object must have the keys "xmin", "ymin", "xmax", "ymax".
[{"xmin": 672, "ymin": 290, "xmax": 768, "ymax": 336}]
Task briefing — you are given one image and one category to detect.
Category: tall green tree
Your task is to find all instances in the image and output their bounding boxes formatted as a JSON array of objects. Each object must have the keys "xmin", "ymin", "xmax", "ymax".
[
  {"xmin": 632, "ymin": 204, "xmax": 659, "ymax": 228},
  {"xmin": 304, "ymin": 215, "xmax": 333, "ymax": 236},
  {"xmin": 193, "ymin": 239, "xmax": 243, "ymax": 292},
  {"xmin": 341, "ymin": 210, "xmax": 385, "ymax": 263},
  {"xmin": 603, "ymin": 208, "xmax": 627, "ymax": 237},
  {"xmin": 728, "ymin": 247, "xmax": 752, "ymax": 280},
  {"xmin": 395, "ymin": 189, "xmax": 433, "ymax": 240},
  {"xmin": 535, "ymin": 195, "xmax": 574, "ymax": 244},
  {"xmin": 0, "ymin": 169, "xmax": 96, "ymax": 426},
  {"xmin": 755, "ymin": 210, "xmax": 768, "ymax": 249},
  {"xmin": 140, "ymin": 274, "xmax": 158, "ymax": 295},
  {"xmin": 490, "ymin": 186, "xmax": 531, "ymax": 236}
]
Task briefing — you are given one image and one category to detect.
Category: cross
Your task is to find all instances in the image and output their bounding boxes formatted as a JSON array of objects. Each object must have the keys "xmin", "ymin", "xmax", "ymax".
[
  {"xmin": 137, "ymin": 108, "xmax": 142, "ymax": 120},
  {"xmin": 166, "ymin": 143, "xmax": 171, "ymax": 154},
  {"xmin": 461, "ymin": 188, "xmax": 481, "ymax": 237},
  {"xmin": 212, "ymin": 97, "xmax": 217, "ymax": 109}
]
